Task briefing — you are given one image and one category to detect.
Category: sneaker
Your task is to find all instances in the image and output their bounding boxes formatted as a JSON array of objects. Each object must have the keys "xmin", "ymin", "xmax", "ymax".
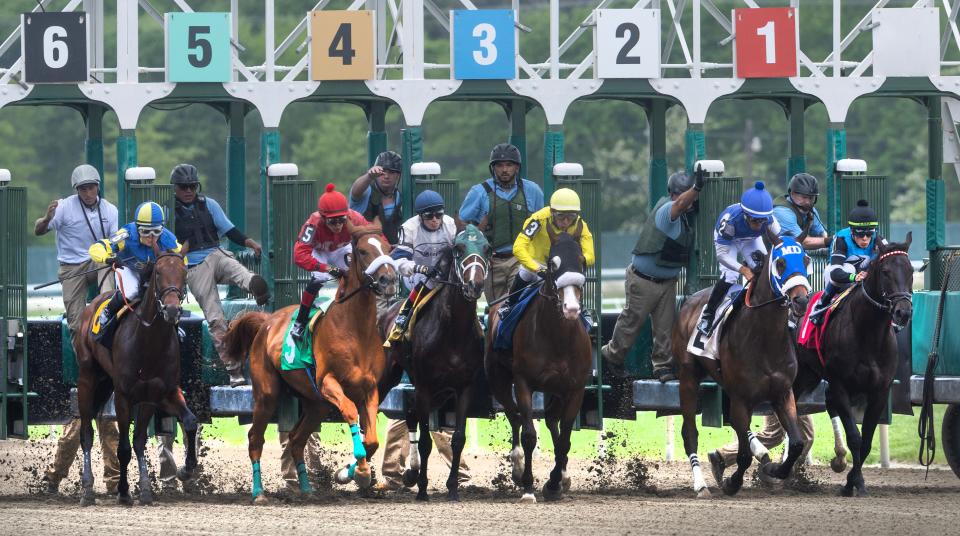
[
  {"xmin": 226, "ymin": 363, "xmax": 246, "ymax": 387},
  {"xmin": 707, "ymin": 450, "xmax": 725, "ymax": 487}
]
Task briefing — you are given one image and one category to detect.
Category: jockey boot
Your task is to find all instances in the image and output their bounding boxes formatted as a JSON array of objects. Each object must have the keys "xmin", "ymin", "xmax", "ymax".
[
  {"xmin": 810, "ymin": 284, "xmax": 838, "ymax": 326},
  {"xmin": 697, "ymin": 280, "xmax": 732, "ymax": 337},
  {"xmin": 388, "ymin": 297, "xmax": 415, "ymax": 343},
  {"xmin": 248, "ymin": 275, "xmax": 271, "ymax": 306},
  {"xmin": 95, "ymin": 291, "xmax": 125, "ymax": 339},
  {"xmin": 291, "ymin": 287, "xmax": 319, "ymax": 344},
  {"xmin": 498, "ymin": 277, "xmax": 527, "ymax": 318}
]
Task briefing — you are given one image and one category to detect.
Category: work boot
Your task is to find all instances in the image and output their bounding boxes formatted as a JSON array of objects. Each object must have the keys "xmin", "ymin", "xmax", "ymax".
[
  {"xmin": 696, "ymin": 280, "xmax": 732, "ymax": 337},
  {"xmin": 707, "ymin": 450, "xmax": 725, "ymax": 487},
  {"xmin": 654, "ymin": 367, "xmax": 677, "ymax": 383},
  {"xmin": 498, "ymin": 277, "xmax": 526, "ymax": 319},
  {"xmin": 248, "ymin": 275, "xmax": 271, "ymax": 306},
  {"xmin": 601, "ymin": 345, "xmax": 627, "ymax": 379},
  {"xmin": 226, "ymin": 362, "xmax": 246, "ymax": 387}
]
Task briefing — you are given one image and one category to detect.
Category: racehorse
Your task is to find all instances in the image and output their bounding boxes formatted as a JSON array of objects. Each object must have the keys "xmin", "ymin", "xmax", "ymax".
[
  {"xmin": 485, "ymin": 230, "xmax": 592, "ymax": 503},
  {"xmin": 672, "ymin": 234, "xmax": 811, "ymax": 498},
  {"xmin": 384, "ymin": 224, "xmax": 490, "ymax": 501},
  {"xmin": 223, "ymin": 223, "xmax": 397, "ymax": 502},
  {"xmin": 74, "ymin": 245, "xmax": 196, "ymax": 506},
  {"xmin": 794, "ymin": 233, "xmax": 913, "ymax": 496}
]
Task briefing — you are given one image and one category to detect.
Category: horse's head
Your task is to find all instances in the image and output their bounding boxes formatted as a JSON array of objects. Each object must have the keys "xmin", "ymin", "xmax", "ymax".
[
  {"xmin": 348, "ymin": 222, "xmax": 398, "ymax": 296},
  {"xmin": 452, "ymin": 224, "xmax": 491, "ymax": 301},
  {"xmin": 767, "ymin": 234, "xmax": 812, "ymax": 319},
  {"xmin": 870, "ymin": 232, "xmax": 914, "ymax": 329},
  {"xmin": 151, "ymin": 242, "xmax": 188, "ymax": 325},
  {"xmin": 546, "ymin": 231, "xmax": 586, "ymax": 321}
]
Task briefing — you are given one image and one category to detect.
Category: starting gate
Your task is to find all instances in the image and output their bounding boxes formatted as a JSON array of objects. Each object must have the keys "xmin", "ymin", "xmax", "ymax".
[{"xmin": 0, "ymin": 172, "xmax": 29, "ymax": 439}]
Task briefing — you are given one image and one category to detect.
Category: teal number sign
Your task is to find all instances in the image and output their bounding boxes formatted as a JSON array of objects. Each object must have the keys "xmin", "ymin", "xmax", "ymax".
[{"xmin": 166, "ymin": 12, "xmax": 231, "ymax": 82}]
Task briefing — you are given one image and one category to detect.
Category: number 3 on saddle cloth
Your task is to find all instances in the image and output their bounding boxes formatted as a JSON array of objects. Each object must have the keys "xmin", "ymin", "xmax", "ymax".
[
  {"xmin": 796, "ymin": 287, "xmax": 854, "ymax": 366},
  {"xmin": 493, "ymin": 284, "xmax": 591, "ymax": 351},
  {"xmin": 686, "ymin": 284, "xmax": 743, "ymax": 360}
]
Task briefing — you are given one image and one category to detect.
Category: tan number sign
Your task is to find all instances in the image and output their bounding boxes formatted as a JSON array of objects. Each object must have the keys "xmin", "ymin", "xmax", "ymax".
[{"xmin": 310, "ymin": 10, "xmax": 375, "ymax": 81}]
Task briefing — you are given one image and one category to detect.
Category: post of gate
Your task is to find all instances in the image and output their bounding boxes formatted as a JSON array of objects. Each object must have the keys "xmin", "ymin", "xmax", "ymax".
[
  {"xmin": 688, "ymin": 160, "xmax": 741, "ymax": 295},
  {"xmin": 124, "ymin": 167, "xmax": 174, "ymax": 226},
  {"xmin": 411, "ymin": 162, "xmax": 459, "ymax": 209},
  {"xmin": 834, "ymin": 159, "xmax": 890, "ymax": 239},
  {"xmin": 0, "ymin": 170, "xmax": 30, "ymax": 439},
  {"xmin": 266, "ymin": 164, "xmax": 316, "ymax": 311}
]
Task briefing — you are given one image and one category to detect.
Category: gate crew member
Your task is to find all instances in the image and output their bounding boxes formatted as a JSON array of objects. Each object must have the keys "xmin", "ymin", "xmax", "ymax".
[
  {"xmin": 351, "ymin": 150, "xmax": 403, "ymax": 245},
  {"xmin": 772, "ymin": 172, "xmax": 831, "ymax": 249},
  {"xmin": 602, "ymin": 169, "xmax": 702, "ymax": 383},
  {"xmin": 459, "ymin": 143, "xmax": 544, "ymax": 303},
  {"xmin": 697, "ymin": 181, "xmax": 781, "ymax": 337},
  {"xmin": 35, "ymin": 164, "xmax": 120, "ymax": 495},
  {"xmin": 170, "ymin": 164, "xmax": 270, "ymax": 387}
]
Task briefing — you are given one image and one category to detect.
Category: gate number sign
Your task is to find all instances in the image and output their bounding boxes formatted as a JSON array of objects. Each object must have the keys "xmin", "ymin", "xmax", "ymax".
[
  {"xmin": 452, "ymin": 10, "xmax": 516, "ymax": 80},
  {"xmin": 734, "ymin": 7, "xmax": 798, "ymax": 79},
  {"xmin": 166, "ymin": 12, "xmax": 232, "ymax": 83},
  {"xmin": 22, "ymin": 12, "xmax": 88, "ymax": 84},
  {"xmin": 595, "ymin": 9, "xmax": 661, "ymax": 79},
  {"xmin": 310, "ymin": 11, "xmax": 375, "ymax": 81}
]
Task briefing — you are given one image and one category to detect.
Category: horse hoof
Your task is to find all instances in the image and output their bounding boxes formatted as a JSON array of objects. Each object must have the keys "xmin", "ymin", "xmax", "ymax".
[
  {"xmin": 721, "ymin": 478, "xmax": 741, "ymax": 496},
  {"xmin": 696, "ymin": 487, "xmax": 712, "ymax": 499},
  {"xmin": 541, "ymin": 482, "xmax": 562, "ymax": 502},
  {"xmin": 253, "ymin": 494, "xmax": 272, "ymax": 505},
  {"xmin": 415, "ymin": 492, "xmax": 429, "ymax": 502},
  {"xmin": 759, "ymin": 463, "xmax": 785, "ymax": 485},
  {"xmin": 447, "ymin": 491, "xmax": 460, "ymax": 502},
  {"xmin": 354, "ymin": 466, "xmax": 373, "ymax": 489},
  {"xmin": 518, "ymin": 492, "xmax": 537, "ymax": 504},
  {"xmin": 117, "ymin": 493, "xmax": 132, "ymax": 506},
  {"xmin": 402, "ymin": 468, "xmax": 418, "ymax": 488},
  {"xmin": 334, "ymin": 466, "xmax": 353, "ymax": 485},
  {"xmin": 830, "ymin": 455, "xmax": 848, "ymax": 473},
  {"xmin": 840, "ymin": 485, "xmax": 855, "ymax": 497},
  {"xmin": 80, "ymin": 491, "xmax": 96, "ymax": 507},
  {"xmin": 561, "ymin": 474, "xmax": 571, "ymax": 493},
  {"xmin": 177, "ymin": 466, "xmax": 198, "ymax": 483},
  {"xmin": 139, "ymin": 491, "xmax": 154, "ymax": 506}
]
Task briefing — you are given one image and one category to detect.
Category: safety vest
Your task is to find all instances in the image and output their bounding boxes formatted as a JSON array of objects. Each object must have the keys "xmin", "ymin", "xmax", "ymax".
[
  {"xmin": 364, "ymin": 187, "xmax": 402, "ymax": 245},
  {"xmin": 774, "ymin": 195, "xmax": 814, "ymax": 242},
  {"xmin": 631, "ymin": 196, "xmax": 693, "ymax": 268},
  {"xmin": 174, "ymin": 196, "xmax": 220, "ymax": 251},
  {"xmin": 482, "ymin": 179, "xmax": 530, "ymax": 250}
]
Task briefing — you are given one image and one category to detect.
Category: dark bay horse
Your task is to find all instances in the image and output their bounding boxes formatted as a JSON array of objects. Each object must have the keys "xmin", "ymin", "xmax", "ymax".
[
  {"xmin": 672, "ymin": 235, "xmax": 811, "ymax": 498},
  {"xmin": 223, "ymin": 223, "xmax": 397, "ymax": 502},
  {"xmin": 794, "ymin": 234, "xmax": 913, "ymax": 496},
  {"xmin": 74, "ymin": 246, "xmax": 196, "ymax": 506},
  {"xmin": 384, "ymin": 224, "xmax": 490, "ymax": 501},
  {"xmin": 485, "ymin": 231, "xmax": 592, "ymax": 503}
]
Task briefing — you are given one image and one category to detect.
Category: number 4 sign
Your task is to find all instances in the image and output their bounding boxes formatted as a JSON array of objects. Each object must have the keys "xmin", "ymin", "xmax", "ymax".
[
  {"xmin": 734, "ymin": 7, "xmax": 798, "ymax": 79},
  {"xmin": 310, "ymin": 11, "xmax": 375, "ymax": 81}
]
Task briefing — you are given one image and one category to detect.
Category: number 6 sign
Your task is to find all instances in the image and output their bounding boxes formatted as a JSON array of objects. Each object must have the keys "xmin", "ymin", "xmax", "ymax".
[
  {"xmin": 734, "ymin": 7, "xmax": 798, "ymax": 79},
  {"xmin": 22, "ymin": 12, "xmax": 88, "ymax": 84},
  {"xmin": 166, "ymin": 12, "xmax": 232, "ymax": 83},
  {"xmin": 452, "ymin": 10, "xmax": 516, "ymax": 80}
]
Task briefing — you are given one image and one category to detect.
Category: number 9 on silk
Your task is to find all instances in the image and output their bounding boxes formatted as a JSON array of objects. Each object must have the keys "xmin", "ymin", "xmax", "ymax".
[{"xmin": 452, "ymin": 10, "xmax": 516, "ymax": 80}]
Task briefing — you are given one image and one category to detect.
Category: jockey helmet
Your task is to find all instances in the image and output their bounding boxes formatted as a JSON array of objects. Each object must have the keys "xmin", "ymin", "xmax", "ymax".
[
  {"xmin": 667, "ymin": 171, "xmax": 694, "ymax": 195},
  {"xmin": 847, "ymin": 199, "xmax": 878, "ymax": 230},
  {"xmin": 740, "ymin": 181, "xmax": 774, "ymax": 218},
  {"xmin": 787, "ymin": 172, "xmax": 819, "ymax": 197},
  {"xmin": 317, "ymin": 183, "xmax": 349, "ymax": 217},
  {"xmin": 170, "ymin": 163, "xmax": 200, "ymax": 185},
  {"xmin": 374, "ymin": 151, "xmax": 403, "ymax": 173},
  {"xmin": 488, "ymin": 143, "xmax": 522, "ymax": 177},
  {"xmin": 70, "ymin": 164, "xmax": 101, "ymax": 189},
  {"xmin": 134, "ymin": 201, "xmax": 165, "ymax": 230},
  {"xmin": 550, "ymin": 188, "xmax": 581, "ymax": 212},
  {"xmin": 414, "ymin": 189, "xmax": 444, "ymax": 214}
]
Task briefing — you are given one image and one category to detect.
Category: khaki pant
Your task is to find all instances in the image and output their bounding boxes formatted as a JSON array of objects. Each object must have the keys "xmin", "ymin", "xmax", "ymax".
[
  {"xmin": 186, "ymin": 249, "xmax": 255, "ymax": 363},
  {"xmin": 716, "ymin": 414, "xmax": 815, "ymax": 467},
  {"xmin": 484, "ymin": 255, "xmax": 519, "ymax": 304},
  {"xmin": 44, "ymin": 417, "xmax": 120, "ymax": 492},
  {"xmin": 279, "ymin": 431, "xmax": 322, "ymax": 488},
  {"xmin": 380, "ymin": 418, "xmax": 470, "ymax": 487},
  {"xmin": 601, "ymin": 267, "xmax": 677, "ymax": 372},
  {"xmin": 59, "ymin": 260, "xmax": 115, "ymax": 333},
  {"xmin": 157, "ymin": 423, "xmax": 202, "ymax": 485}
]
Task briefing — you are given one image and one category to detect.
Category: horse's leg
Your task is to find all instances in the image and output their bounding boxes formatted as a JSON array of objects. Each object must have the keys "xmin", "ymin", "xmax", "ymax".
[
  {"xmin": 825, "ymin": 383, "xmax": 862, "ymax": 497},
  {"xmin": 445, "ymin": 386, "xmax": 472, "ymax": 502},
  {"xmin": 402, "ymin": 409, "xmax": 420, "ymax": 488},
  {"xmin": 413, "ymin": 392, "xmax": 433, "ymax": 502},
  {"xmin": 544, "ymin": 391, "xmax": 584, "ymax": 501},
  {"xmin": 679, "ymin": 362, "xmax": 710, "ymax": 498},
  {"xmin": 543, "ymin": 396, "xmax": 567, "ymax": 492},
  {"xmin": 487, "ymin": 360, "xmax": 523, "ymax": 485},
  {"xmin": 114, "ymin": 394, "xmax": 133, "ymax": 505},
  {"xmin": 287, "ymin": 399, "xmax": 325, "ymax": 494},
  {"xmin": 514, "ymin": 378, "xmax": 537, "ymax": 504},
  {"xmin": 762, "ymin": 391, "xmax": 805, "ymax": 481},
  {"xmin": 850, "ymin": 391, "xmax": 889, "ymax": 497},
  {"xmin": 249, "ymin": 355, "xmax": 282, "ymax": 502},
  {"xmin": 76, "ymin": 371, "xmax": 100, "ymax": 506},
  {"xmin": 320, "ymin": 375, "xmax": 369, "ymax": 486},
  {"xmin": 160, "ymin": 388, "xmax": 199, "ymax": 483},
  {"xmin": 359, "ymin": 378, "xmax": 381, "ymax": 481},
  {"xmin": 827, "ymin": 405, "xmax": 848, "ymax": 473},
  {"xmin": 131, "ymin": 402, "xmax": 156, "ymax": 505},
  {"xmin": 721, "ymin": 399, "xmax": 753, "ymax": 496}
]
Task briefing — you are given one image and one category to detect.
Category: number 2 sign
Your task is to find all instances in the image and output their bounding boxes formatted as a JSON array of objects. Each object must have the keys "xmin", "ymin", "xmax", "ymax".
[
  {"xmin": 22, "ymin": 12, "xmax": 88, "ymax": 84},
  {"xmin": 734, "ymin": 7, "xmax": 797, "ymax": 79},
  {"xmin": 452, "ymin": 10, "xmax": 516, "ymax": 80},
  {"xmin": 310, "ymin": 11, "xmax": 375, "ymax": 81},
  {"xmin": 166, "ymin": 12, "xmax": 232, "ymax": 83},
  {"xmin": 594, "ymin": 9, "xmax": 660, "ymax": 79}
]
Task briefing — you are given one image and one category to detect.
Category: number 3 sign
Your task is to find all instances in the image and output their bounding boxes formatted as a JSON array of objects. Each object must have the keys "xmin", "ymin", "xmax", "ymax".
[
  {"xmin": 452, "ymin": 10, "xmax": 516, "ymax": 80},
  {"xmin": 166, "ymin": 12, "xmax": 232, "ymax": 83},
  {"xmin": 595, "ymin": 9, "xmax": 660, "ymax": 79},
  {"xmin": 734, "ymin": 7, "xmax": 797, "ymax": 79},
  {"xmin": 22, "ymin": 12, "xmax": 88, "ymax": 84}
]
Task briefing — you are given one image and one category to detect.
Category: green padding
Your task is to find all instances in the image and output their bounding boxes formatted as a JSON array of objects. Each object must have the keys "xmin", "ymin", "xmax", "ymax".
[
  {"xmin": 624, "ymin": 320, "xmax": 654, "ymax": 378},
  {"xmin": 280, "ymin": 307, "xmax": 324, "ymax": 371},
  {"xmin": 911, "ymin": 291, "xmax": 960, "ymax": 375},
  {"xmin": 60, "ymin": 318, "xmax": 78, "ymax": 386},
  {"xmin": 684, "ymin": 128, "xmax": 706, "ymax": 174},
  {"xmin": 926, "ymin": 179, "xmax": 946, "ymax": 250}
]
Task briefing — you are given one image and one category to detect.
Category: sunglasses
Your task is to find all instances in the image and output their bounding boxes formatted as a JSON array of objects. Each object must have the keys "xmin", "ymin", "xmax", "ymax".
[
  {"xmin": 420, "ymin": 210, "xmax": 444, "ymax": 221},
  {"xmin": 852, "ymin": 229, "xmax": 876, "ymax": 238},
  {"xmin": 745, "ymin": 215, "xmax": 766, "ymax": 225},
  {"xmin": 138, "ymin": 228, "xmax": 162, "ymax": 237},
  {"xmin": 175, "ymin": 184, "xmax": 199, "ymax": 191},
  {"xmin": 554, "ymin": 211, "xmax": 578, "ymax": 221},
  {"xmin": 325, "ymin": 216, "xmax": 347, "ymax": 225}
]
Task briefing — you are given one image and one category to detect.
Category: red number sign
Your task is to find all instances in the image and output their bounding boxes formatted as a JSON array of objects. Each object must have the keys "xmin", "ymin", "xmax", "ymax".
[{"xmin": 734, "ymin": 7, "xmax": 797, "ymax": 78}]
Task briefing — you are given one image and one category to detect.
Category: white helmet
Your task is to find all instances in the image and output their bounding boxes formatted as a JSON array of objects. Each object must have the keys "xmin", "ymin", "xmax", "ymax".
[{"xmin": 71, "ymin": 164, "xmax": 101, "ymax": 189}]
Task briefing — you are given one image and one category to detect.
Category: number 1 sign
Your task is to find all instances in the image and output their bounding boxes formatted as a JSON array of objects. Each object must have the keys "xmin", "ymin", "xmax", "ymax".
[
  {"xmin": 595, "ymin": 9, "xmax": 660, "ymax": 79},
  {"xmin": 734, "ymin": 7, "xmax": 797, "ymax": 79}
]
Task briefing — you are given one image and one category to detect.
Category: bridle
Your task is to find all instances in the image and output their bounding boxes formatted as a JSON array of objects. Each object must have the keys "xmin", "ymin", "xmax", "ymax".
[
  {"xmin": 745, "ymin": 245, "xmax": 810, "ymax": 311},
  {"xmin": 860, "ymin": 249, "xmax": 913, "ymax": 314},
  {"xmin": 337, "ymin": 232, "xmax": 397, "ymax": 303},
  {"xmin": 131, "ymin": 251, "xmax": 186, "ymax": 327},
  {"xmin": 448, "ymin": 246, "xmax": 489, "ymax": 300}
]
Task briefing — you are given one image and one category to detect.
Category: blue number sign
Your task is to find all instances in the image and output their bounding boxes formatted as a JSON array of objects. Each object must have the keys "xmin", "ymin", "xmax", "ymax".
[
  {"xmin": 452, "ymin": 10, "xmax": 516, "ymax": 80},
  {"xmin": 166, "ymin": 12, "xmax": 231, "ymax": 83}
]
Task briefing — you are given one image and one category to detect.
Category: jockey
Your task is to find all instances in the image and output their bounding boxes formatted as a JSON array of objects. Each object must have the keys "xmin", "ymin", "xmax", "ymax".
[
  {"xmin": 810, "ymin": 199, "xmax": 887, "ymax": 325},
  {"xmin": 290, "ymin": 183, "xmax": 372, "ymax": 343},
  {"xmin": 88, "ymin": 201, "xmax": 182, "ymax": 336},
  {"xmin": 500, "ymin": 188, "xmax": 596, "ymax": 317},
  {"xmin": 387, "ymin": 190, "xmax": 458, "ymax": 341},
  {"xmin": 697, "ymin": 181, "xmax": 782, "ymax": 336}
]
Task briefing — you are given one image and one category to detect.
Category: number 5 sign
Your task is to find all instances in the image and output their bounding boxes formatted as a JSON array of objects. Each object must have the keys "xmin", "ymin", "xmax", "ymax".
[
  {"xmin": 594, "ymin": 9, "xmax": 660, "ymax": 79},
  {"xmin": 166, "ymin": 12, "xmax": 232, "ymax": 83},
  {"xmin": 734, "ymin": 7, "xmax": 797, "ymax": 79},
  {"xmin": 310, "ymin": 11, "xmax": 375, "ymax": 81},
  {"xmin": 452, "ymin": 10, "xmax": 516, "ymax": 80},
  {"xmin": 22, "ymin": 12, "xmax": 88, "ymax": 84}
]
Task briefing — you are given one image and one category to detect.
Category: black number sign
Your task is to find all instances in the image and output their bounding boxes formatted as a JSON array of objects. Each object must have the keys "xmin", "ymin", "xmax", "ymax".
[
  {"xmin": 187, "ymin": 26, "xmax": 212, "ymax": 68},
  {"xmin": 328, "ymin": 23, "xmax": 357, "ymax": 66},
  {"xmin": 22, "ymin": 12, "xmax": 88, "ymax": 83},
  {"xmin": 615, "ymin": 22, "xmax": 643, "ymax": 65}
]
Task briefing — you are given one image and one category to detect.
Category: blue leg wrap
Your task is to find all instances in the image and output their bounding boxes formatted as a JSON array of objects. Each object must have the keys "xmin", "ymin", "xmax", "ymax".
[
  {"xmin": 349, "ymin": 423, "xmax": 367, "ymax": 460},
  {"xmin": 347, "ymin": 461, "xmax": 357, "ymax": 480},
  {"xmin": 251, "ymin": 461, "xmax": 263, "ymax": 499},
  {"xmin": 296, "ymin": 462, "xmax": 313, "ymax": 493}
]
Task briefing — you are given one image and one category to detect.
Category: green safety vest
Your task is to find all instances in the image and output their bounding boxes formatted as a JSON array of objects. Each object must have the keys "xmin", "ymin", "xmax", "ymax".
[
  {"xmin": 364, "ymin": 187, "xmax": 403, "ymax": 245},
  {"xmin": 773, "ymin": 195, "xmax": 813, "ymax": 243},
  {"xmin": 631, "ymin": 196, "xmax": 693, "ymax": 268},
  {"xmin": 482, "ymin": 180, "xmax": 530, "ymax": 250}
]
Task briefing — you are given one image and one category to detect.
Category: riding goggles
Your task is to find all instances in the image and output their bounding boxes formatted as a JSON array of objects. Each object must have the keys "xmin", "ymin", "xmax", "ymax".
[
  {"xmin": 420, "ymin": 210, "xmax": 444, "ymax": 221},
  {"xmin": 553, "ymin": 211, "xmax": 579, "ymax": 222},
  {"xmin": 744, "ymin": 214, "xmax": 767, "ymax": 225},
  {"xmin": 852, "ymin": 228, "xmax": 876, "ymax": 238},
  {"xmin": 325, "ymin": 216, "xmax": 347, "ymax": 225},
  {"xmin": 138, "ymin": 227, "xmax": 163, "ymax": 237},
  {"xmin": 175, "ymin": 183, "xmax": 199, "ymax": 191}
]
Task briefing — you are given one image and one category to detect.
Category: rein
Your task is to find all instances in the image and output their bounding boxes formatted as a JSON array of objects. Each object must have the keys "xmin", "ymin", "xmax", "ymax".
[
  {"xmin": 860, "ymin": 250, "xmax": 912, "ymax": 313},
  {"xmin": 125, "ymin": 252, "xmax": 186, "ymax": 327},
  {"xmin": 336, "ymin": 232, "xmax": 396, "ymax": 304}
]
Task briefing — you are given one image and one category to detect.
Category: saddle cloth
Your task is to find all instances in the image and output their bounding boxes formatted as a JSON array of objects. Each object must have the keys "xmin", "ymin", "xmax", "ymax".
[
  {"xmin": 493, "ymin": 285, "xmax": 591, "ymax": 352},
  {"xmin": 686, "ymin": 285, "xmax": 742, "ymax": 360},
  {"xmin": 796, "ymin": 287, "xmax": 853, "ymax": 366},
  {"xmin": 280, "ymin": 299, "xmax": 332, "ymax": 371}
]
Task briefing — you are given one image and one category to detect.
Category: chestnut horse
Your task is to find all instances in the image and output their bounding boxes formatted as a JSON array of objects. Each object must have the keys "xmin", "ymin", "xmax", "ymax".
[
  {"xmin": 223, "ymin": 223, "xmax": 397, "ymax": 502},
  {"xmin": 672, "ymin": 234, "xmax": 811, "ymax": 498},
  {"xmin": 74, "ymin": 246, "xmax": 197, "ymax": 506}
]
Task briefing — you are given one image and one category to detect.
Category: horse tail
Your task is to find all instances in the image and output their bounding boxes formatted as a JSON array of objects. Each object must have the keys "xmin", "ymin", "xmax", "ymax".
[{"xmin": 223, "ymin": 311, "xmax": 270, "ymax": 365}]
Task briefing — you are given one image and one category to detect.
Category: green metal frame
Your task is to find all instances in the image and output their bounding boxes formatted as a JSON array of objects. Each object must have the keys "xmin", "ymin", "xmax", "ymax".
[{"xmin": 0, "ymin": 185, "xmax": 29, "ymax": 439}]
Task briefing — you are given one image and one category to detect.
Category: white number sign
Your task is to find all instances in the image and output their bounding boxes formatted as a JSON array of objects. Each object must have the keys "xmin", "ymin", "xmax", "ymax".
[
  {"xmin": 594, "ymin": 9, "xmax": 660, "ymax": 79},
  {"xmin": 472, "ymin": 23, "xmax": 498, "ymax": 66}
]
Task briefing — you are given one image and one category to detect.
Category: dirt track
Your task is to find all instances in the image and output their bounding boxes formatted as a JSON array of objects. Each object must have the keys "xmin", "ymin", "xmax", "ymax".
[{"xmin": 2, "ymin": 437, "xmax": 958, "ymax": 535}]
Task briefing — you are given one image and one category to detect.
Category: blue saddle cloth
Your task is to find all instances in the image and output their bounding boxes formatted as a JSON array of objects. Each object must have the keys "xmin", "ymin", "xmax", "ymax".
[{"xmin": 493, "ymin": 285, "xmax": 591, "ymax": 351}]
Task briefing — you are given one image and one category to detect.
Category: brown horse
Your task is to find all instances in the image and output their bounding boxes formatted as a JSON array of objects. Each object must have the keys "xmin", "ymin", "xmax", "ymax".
[
  {"xmin": 485, "ymin": 232, "xmax": 592, "ymax": 503},
  {"xmin": 672, "ymin": 234, "xmax": 811, "ymax": 497},
  {"xmin": 223, "ymin": 223, "xmax": 397, "ymax": 502},
  {"xmin": 794, "ymin": 234, "xmax": 913, "ymax": 496},
  {"xmin": 74, "ymin": 245, "xmax": 196, "ymax": 506}
]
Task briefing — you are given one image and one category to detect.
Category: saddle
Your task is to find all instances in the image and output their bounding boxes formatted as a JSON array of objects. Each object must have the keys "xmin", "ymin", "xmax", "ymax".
[
  {"xmin": 687, "ymin": 285, "xmax": 742, "ymax": 360},
  {"xmin": 797, "ymin": 286, "xmax": 854, "ymax": 365},
  {"xmin": 493, "ymin": 285, "xmax": 590, "ymax": 351},
  {"xmin": 90, "ymin": 298, "xmax": 138, "ymax": 349},
  {"xmin": 384, "ymin": 286, "xmax": 441, "ymax": 348}
]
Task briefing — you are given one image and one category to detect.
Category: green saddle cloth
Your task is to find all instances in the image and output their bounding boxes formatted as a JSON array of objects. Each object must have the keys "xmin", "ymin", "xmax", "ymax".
[{"xmin": 280, "ymin": 306, "xmax": 325, "ymax": 371}]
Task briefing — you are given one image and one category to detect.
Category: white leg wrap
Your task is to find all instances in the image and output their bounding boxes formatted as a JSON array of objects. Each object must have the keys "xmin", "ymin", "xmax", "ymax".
[
  {"xmin": 832, "ymin": 416, "xmax": 846, "ymax": 452},
  {"xmin": 689, "ymin": 453, "xmax": 707, "ymax": 491},
  {"xmin": 748, "ymin": 431, "xmax": 769, "ymax": 460},
  {"xmin": 407, "ymin": 431, "xmax": 421, "ymax": 472},
  {"xmin": 780, "ymin": 432, "xmax": 790, "ymax": 463}
]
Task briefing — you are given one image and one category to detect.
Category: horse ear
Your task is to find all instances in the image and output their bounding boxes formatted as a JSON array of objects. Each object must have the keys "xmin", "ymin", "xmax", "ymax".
[
  {"xmin": 454, "ymin": 217, "xmax": 466, "ymax": 234},
  {"xmin": 765, "ymin": 227, "xmax": 782, "ymax": 248},
  {"xmin": 345, "ymin": 218, "xmax": 356, "ymax": 237},
  {"xmin": 546, "ymin": 223, "xmax": 558, "ymax": 244},
  {"xmin": 904, "ymin": 231, "xmax": 913, "ymax": 248}
]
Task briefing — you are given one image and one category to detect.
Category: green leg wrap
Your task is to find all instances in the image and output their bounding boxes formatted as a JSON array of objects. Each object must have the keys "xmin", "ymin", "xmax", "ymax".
[
  {"xmin": 347, "ymin": 461, "xmax": 357, "ymax": 480},
  {"xmin": 296, "ymin": 462, "xmax": 313, "ymax": 493},
  {"xmin": 252, "ymin": 461, "xmax": 263, "ymax": 499},
  {"xmin": 349, "ymin": 423, "xmax": 366, "ymax": 460}
]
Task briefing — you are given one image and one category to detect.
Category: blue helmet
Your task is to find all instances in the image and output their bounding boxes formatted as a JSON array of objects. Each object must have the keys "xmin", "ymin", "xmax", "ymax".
[
  {"xmin": 740, "ymin": 181, "xmax": 773, "ymax": 218},
  {"xmin": 134, "ymin": 201, "xmax": 165, "ymax": 229},
  {"xmin": 415, "ymin": 190, "xmax": 444, "ymax": 214}
]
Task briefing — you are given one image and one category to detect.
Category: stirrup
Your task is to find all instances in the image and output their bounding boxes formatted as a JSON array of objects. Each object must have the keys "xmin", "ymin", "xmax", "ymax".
[
  {"xmin": 290, "ymin": 321, "xmax": 307, "ymax": 343},
  {"xmin": 696, "ymin": 315, "xmax": 714, "ymax": 336}
]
